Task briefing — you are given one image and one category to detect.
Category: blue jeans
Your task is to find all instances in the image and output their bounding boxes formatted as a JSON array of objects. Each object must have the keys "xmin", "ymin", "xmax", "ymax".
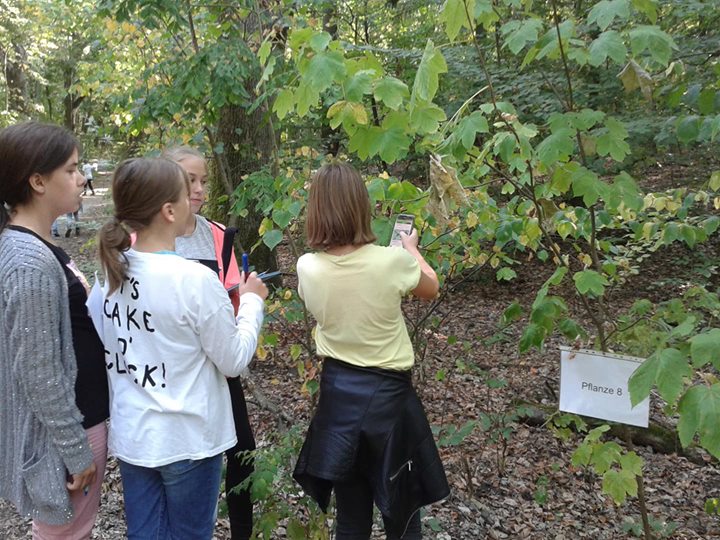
[{"xmin": 119, "ymin": 454, "xmax": 223, "ymax": 540}]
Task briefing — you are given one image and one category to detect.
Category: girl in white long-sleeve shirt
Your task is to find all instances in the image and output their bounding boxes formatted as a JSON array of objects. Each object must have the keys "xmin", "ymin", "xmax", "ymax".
[{"xmin": 97, "ymin": 157, "xmax": 267, "ymax": 540}]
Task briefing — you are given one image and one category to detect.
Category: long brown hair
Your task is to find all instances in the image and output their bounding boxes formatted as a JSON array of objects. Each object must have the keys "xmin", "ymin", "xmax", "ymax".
[
  {"xmin": 0, "ymin": 122, "xmax": 79, "ymax": 233},
  {"xmin": 305, "ymin": 163, "xmax": 376, "ymax": 250},
  {"xmin": 97, "ymin": 158, "xmax": 189, "ymax": 293}
]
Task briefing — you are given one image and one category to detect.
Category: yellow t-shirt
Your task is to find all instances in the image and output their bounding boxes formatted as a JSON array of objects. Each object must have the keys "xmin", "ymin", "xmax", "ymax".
[{"xmin": 297, "ymin": 244, "xmax": 421, "ymax": 371}]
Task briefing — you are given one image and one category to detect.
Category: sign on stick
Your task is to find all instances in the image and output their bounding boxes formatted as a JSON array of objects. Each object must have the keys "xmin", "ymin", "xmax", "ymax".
[{"xmin": 559, "ymin": 346, "xmax": 650, "ymax": 428}]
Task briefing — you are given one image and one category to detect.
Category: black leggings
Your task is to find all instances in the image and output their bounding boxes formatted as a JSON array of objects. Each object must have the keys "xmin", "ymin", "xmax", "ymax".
[
  {"xmin": 225, "ymin": 378, "xmax": 256, "ymax": 540},
  {"xmin": 334, "ymin": 475, "xmax": 421, "ymax": 540}
]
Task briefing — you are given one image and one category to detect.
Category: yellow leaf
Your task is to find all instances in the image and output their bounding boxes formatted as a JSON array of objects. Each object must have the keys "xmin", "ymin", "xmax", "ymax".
[
  {"xmin": 642, "ymin": 222, "xmax": 654, "ymax": 240},
  {"xmin": 643, "ymin": 194, "xmax": 654, "ymax": 210},
  {"xmin": 258, "ymin": 217, "xmax": 273, "ymax": 235},
  {"xmin": 379, "ymin": 171, "xmax": 390, "ymax": 179},
  {"xmin": 490, "ymin": 255, "xmax": 500, "ymax": 268},
  {"xmin": 466, "ymin": 211, "xmax": 479, "ymax": 228},
  {"xmin": 714, "ymin": 197, "xmax": 720, "ymax": 210},
  {"xmin": 270, "ymin": 378, "xmax": 280, "ymax": 385},
  {"xmin": 283, "ymin": 290, "xmax": 292, "ymax": 300},
  {"xmin": 518, "ymin": 234, "xmax": 529, "ymax": 246},
  {"xmin": 579, "ymin": 253, "xmax": 592, "ymax": 267},
  {"xmin": 256, "ymin": 345, "xmax": 267, "ymax": 360},
  {"xmin": 654, "ymin": 196, "xmax": 667, "ymax": 211},
  {"xmin": 665, "ymin": 199, "xmax": 680, "ymax": 213},
  {"xmin": 172, "ymin": 113, "xmax": 182, "ymax": 123}
]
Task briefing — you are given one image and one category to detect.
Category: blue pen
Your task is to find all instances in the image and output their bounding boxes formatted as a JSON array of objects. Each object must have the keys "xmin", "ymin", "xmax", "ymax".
[{"xmin": 241, "ymin": 252, "xmax": 250, "ymax": 280}]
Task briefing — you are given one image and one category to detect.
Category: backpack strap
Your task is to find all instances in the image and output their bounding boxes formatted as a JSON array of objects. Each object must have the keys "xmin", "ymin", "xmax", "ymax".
[{"xmin": 209, "ymin": 220, "xmax": 238, "ymax": 285}]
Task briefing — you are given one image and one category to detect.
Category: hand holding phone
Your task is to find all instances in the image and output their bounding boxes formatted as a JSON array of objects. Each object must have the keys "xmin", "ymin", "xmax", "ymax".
[
  {"xmin": 390, "ymin": 214, "xmax": 415, "ymax": 247},
  {"xmin": 238, "ymin": 271, "xmax": 269, "ymax": 300}
]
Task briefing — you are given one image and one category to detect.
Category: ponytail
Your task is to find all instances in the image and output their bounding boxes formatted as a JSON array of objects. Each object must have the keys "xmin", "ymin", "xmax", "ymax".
[
  {"xmin": 97, "ymin": 218, "xmax": 132, "ymax": 294},
  {"xmin": 98, "ymin": 157, "xmax": 188, "ymax": 294}
]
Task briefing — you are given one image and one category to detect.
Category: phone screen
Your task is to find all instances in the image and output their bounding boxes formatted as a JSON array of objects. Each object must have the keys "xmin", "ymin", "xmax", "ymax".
[{"xmin": 390, "ymin": 214, "xmax": 415, "ymax": 247}]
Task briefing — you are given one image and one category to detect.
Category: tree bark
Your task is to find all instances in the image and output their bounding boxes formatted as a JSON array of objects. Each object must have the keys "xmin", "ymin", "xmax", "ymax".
[
  {"xmin": 0, "ymin": 43, "xmax": 29, "ymax": 114},
  {"xmin": 213, "ymin": 84, "xmax": 279, "ymax": 275}
]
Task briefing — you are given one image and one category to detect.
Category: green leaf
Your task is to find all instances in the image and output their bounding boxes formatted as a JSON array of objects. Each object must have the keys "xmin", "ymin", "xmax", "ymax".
[
  {"xmin": 456, "ymin": 111, "xmax": 489, "ymax": 149},
  {"xmin": 411, "ymin": 40, "xmax": 448, "ymax": 104},
  {"xmin": 628, "ymin": 348, "xmax": 691, "ymax": 406},
  {"xmin": 290, "ymin": 344, "xmax": 302, "ymax": 361},
  {"xmin": 440, "ymin": 0, "xmax": 475, "ymax": 42},
  {"xmin": 631, "ymin": 0, "xmax": 658, "ymax": 24},
  {"xmin": 366, "ymin": 178, "xmax": 386, "ymax": 203},
  {"xmin": 501, "ymin": 18, "xmax": 543, "ymax": 55},
  {"xmin": 602, "ymin": 468, "xmax": 637, "ymax": 505},
  {"xmin": 258, "ymin": 40, "xmax": 271, "ymax": 65},
  {"xmin": 586, "ymin": 425, "xmax": 611, "ymax": 442},
  {"xmin": 546, "ymin": 266, "xmax": 568, "ymax": 286},
  {"xmin": 698, "ymin": 89, "xmax": 716, "ymax": 115},
  {"xmin": 587, "ymin": 0, "xmax": 630, "ymax": 31},
  {"xmin": 588, "ymin": 30, "xmax": 627, "ymax": 66},
  {"xmin": 374, "ymin": 77, "xmax": 409, "ymax": 110},
  {"xmin": 571, "ymin": 167, "xmax": 606, "ymax": 206},
  {"xmin": 519, "ymin": 323, "xmax": 546, "ymax": 353},
  {"xmin": 597, "ymin": 117, "xmax": 630, "ymax": 161},
  {"xmin": 372, "ymin": 127, "xmax": 412, "ymax": 163},
  {"xmin": 689, "ymin": 329, "xmax": 720, "ymax": 369},
  {"xmin": 605, "ymin": 172, "xmax": 644, "ymax": 212},
  {"xmin": 273, "ymin": 89, "xmax": 294, "ymax": 120},
  {"xmin": 677, "ymin": 383, "xmax": 720, "ymax": 459},
  {"xmin": 571, "ymin": 443, "xmax": 593, "ymax": 467},
  {"xmin": 591, "ymin": 441, "xmax": 622, "ymax": 474},
  {"xmin": 537, "ymin": 128, "xmax": 575, "ymax": 166},
  {"xmin": 345, "ymin": 69, "xmax": 375, "ymax": 101},
  {"xmin": 501, "ymin": 301, "xmax": 523, "ymax": 325},
  {"xmin": 309, "ymin": 31, "xmax": 332, "ymax": 52},
  {"xmin": 496, "ymin": 267, "xmax": 517, "ymax": 281},
  {"xmin": 619, "ymin": 451, "xmax": 644, "ymax": 476},
  {"xmin": 272, "ymin": 208, "xmax": 293, "ymax": 229},
  {"xmin": 676, "ymin": 115, "xmax": 701, "ymax": 145},
  {"xmin": 573, "ymin": 270, "xmax": 609, "ymax": 297},
  {"xmin": 629, "ymin": 25, "xmax": 677, "ymax": 66},
  {"xmin": 303, "ymin": 51, "xmax": 346, "ymax": 93},
  {"xmin": 262, "ymin": 229, "xmax": 284, "ymax": 250},
  {"xmin": 410, "ymin": 103, "xmax": 447, "ymax": 134},
  {"xmin": 295, "ymin": 83, "xmax": 319, "ymax": 117}
]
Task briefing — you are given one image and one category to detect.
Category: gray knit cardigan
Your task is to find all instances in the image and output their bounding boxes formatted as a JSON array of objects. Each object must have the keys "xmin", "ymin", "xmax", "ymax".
[{"xmin": 0, "ymin": 228, "xmax": 93, "ymax": 525}]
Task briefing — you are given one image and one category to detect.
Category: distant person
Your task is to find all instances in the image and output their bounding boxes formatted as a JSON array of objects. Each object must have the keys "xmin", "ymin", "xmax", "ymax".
[
  {"xmin": 293, "ymin": 163, "xmax": 449, "ymax": 539},
  {"xmin": 97, "ymin": 157, "xmax": 267, "ymax": 540},
  {"xmin": 162, "ymin": 146, "xmax": 253, "ymax": 540},
  {"xmin": 0, "ymin": 121, "xmax": 109, "ymax": 539},
  {"xmin": 82, "ymin": 161, "xmax": 95, "ymax": 195}
]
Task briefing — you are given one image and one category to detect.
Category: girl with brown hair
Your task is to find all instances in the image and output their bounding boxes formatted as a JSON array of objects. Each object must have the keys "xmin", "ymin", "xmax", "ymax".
[
  {"xmin": 0, "ymin": 121, "xmax": 109, "ymax": 539},
  {"xmin": 293, "ymin": 162, "xmax": 449, "ymax": 539},
  {"xmin": 96, "ymin": 157, "xmax": 267, "ymax": 539}
]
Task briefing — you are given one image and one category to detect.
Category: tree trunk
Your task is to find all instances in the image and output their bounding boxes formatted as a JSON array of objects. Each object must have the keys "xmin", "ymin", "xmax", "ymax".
[
  {"xmin": 0, "ymin": 43, "xmax": 29, "ymax": 114},
  {"xmin": 213, "ymin": 86, "xmax": 279, "ymax": 275}
]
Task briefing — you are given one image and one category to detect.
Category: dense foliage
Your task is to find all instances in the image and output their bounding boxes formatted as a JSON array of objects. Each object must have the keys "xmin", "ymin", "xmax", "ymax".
[{"xmin": 2, "ymin": 0, "xmax": 719, "ymax": 538}]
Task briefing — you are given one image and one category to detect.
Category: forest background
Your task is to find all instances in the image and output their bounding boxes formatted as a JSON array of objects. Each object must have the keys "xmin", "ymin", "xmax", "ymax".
[{"xmin": 1, "ymin": 0, "xmax": 720, "ymax": 538}]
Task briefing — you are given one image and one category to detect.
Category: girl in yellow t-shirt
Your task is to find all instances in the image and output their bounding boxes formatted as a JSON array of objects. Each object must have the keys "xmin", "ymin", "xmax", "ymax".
[{"xmin": 293, "ymin": 162, "xmax": 449, "ymax": 539}]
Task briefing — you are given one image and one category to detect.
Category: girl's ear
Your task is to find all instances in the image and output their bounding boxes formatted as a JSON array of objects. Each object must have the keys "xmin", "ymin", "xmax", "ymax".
[
  {"xmin": 28, "ymin": 173, "xmax": 46, "ymax": 195},
  {"xmin": 159, "ymin": 201, "xmax": 176, "ymax": 223}
]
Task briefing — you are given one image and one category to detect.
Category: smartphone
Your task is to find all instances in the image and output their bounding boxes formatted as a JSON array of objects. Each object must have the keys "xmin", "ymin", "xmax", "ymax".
[{"xmin": 390, "ymin": 214, "xmax": 415, "ymax": 247}]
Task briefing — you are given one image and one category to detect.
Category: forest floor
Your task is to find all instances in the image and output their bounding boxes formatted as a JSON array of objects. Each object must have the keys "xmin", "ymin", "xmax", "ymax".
[{"xmin": 1, "ymin": 162, "xmax": 719, "ymax": 539}]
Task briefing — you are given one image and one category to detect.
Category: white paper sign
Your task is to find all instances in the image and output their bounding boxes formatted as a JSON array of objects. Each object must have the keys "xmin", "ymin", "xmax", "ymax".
[{"xmin": 559, "ymin": 346, "xmax": 650, "ymax": 428}]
